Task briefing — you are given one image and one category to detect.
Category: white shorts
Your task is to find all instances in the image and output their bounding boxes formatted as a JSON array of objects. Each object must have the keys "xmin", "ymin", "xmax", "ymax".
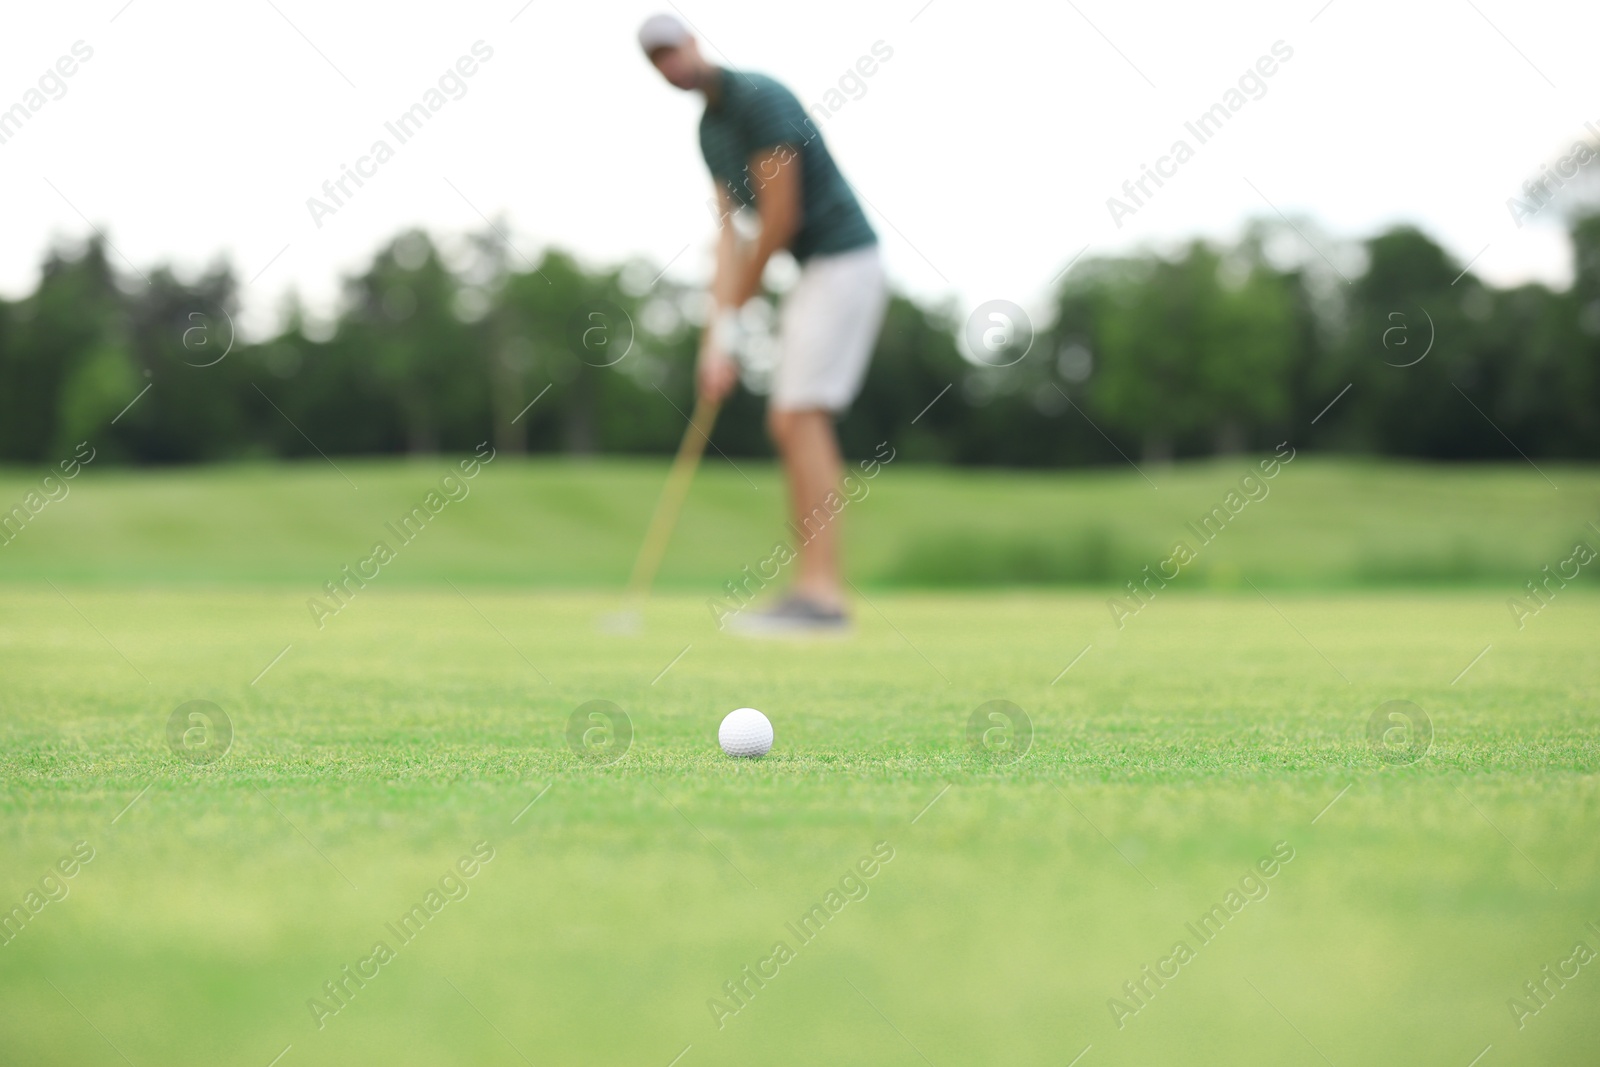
[{"xmin": 771, "ymin": 244, "xmax": 888, "ymax": 412}]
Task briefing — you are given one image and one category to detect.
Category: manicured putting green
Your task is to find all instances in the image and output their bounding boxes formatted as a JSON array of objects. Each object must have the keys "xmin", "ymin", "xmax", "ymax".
[{"xmin": 1, "ymin": 586, "xmax": 1595, "ymax": 1066}]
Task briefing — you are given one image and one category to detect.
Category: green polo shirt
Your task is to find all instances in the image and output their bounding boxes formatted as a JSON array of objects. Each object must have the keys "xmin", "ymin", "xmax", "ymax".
[{"xmin": 698, "ymin": 68, "xmax": 876, "ymax": 263}]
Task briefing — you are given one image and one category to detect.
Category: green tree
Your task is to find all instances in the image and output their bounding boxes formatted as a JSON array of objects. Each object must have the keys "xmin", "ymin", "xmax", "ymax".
[
  {"xmin": 0, "ymin": 238, "xmax": 128, "ymax": 461},
  {"xmin": 343, "ymin": 231, "xmax": 484, "ymax": 453}
]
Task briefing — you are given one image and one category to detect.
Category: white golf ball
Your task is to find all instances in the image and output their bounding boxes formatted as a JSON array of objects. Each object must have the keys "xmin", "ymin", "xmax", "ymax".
[{"xmin": 718, "ymin": 707, "xmax": 773, "ymax": 758}]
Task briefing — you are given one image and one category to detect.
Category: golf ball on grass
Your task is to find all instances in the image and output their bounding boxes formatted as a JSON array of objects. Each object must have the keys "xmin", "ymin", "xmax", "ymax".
[{"xmin": 719, "ymin": 708, "xmax": 773, "ymax": 758}]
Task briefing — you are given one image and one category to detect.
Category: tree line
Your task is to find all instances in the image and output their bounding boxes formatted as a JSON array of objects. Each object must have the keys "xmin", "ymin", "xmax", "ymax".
[{"xmin": 2, "ymin": 212, "xmax": 1597, "ymax": 467}]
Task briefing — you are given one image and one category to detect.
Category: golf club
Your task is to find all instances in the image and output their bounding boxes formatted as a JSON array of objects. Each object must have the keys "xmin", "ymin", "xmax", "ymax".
[{"xmin": 601, "ymin": 391, "xmax": 723, "ymax": 632}]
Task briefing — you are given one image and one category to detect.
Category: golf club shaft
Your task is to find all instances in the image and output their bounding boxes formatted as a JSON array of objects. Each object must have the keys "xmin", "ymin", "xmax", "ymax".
[{"xmin": 624, "ymin": 392, "xmax": 722, "ymax": 604}]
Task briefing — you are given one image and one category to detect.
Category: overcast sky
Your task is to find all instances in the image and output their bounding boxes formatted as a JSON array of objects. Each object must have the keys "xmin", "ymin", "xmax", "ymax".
[{"xmin": 2, "ymin": 0, "xmax": 1596, "ymax": 339}]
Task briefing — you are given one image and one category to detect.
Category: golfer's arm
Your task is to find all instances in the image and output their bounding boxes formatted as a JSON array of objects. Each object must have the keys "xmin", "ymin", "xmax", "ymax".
[{"xmin": 727, "ymin": 145, "xmax": 800, "ymax": 307}]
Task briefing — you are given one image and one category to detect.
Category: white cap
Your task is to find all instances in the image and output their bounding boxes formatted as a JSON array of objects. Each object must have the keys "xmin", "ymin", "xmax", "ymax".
[{"xmin": 638, "ymin": 13, "xmax": 690, "ymax": 54}]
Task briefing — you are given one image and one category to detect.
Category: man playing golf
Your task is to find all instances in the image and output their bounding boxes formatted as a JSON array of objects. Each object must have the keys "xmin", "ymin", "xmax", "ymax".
[{"xmin": 639, "ymin": 14, "xmax": 888, "ymax": 634}]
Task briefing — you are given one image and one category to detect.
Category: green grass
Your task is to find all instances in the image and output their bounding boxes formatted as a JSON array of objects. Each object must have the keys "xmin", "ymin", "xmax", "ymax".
[
  {"xmin": 1, "ymin": 459, "xmax": 1598, "ymax": 1065},
  {"xmin": 3, "ymin": 455, "xmax": 1599, "ymax": 588}
]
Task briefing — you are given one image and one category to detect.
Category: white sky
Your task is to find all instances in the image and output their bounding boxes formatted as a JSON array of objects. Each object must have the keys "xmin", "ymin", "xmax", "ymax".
[{"xmin": 2, "ymin": 0, "xmax": 1597, "ymax": 340}]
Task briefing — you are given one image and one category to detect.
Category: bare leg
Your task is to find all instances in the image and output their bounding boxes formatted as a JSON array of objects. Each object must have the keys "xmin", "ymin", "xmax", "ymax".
[{"xmin": 767, "ymin": 407, "xmax": 845, "ymax": 611}]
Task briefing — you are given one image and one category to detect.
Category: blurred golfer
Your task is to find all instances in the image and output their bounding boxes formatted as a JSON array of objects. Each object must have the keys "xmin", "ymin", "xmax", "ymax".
[{"xmin": 640, "ymin": 14, "xmax": 887, "ymax": 634}]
